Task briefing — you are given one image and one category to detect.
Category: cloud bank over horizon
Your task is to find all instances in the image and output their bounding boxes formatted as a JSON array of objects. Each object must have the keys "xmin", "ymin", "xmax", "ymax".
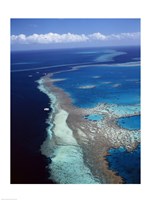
[{"xmin": 11, "ymin": 32, "xmax": 140, "ymax": 45}]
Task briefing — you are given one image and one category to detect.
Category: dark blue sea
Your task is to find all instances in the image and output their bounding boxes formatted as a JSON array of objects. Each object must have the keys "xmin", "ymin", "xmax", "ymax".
[
  {"xmin": 106, "ymin": 145, "xmax": 140, "ymax": 184},
  {"xmin": 11, "ymin": 46, "xmax": 140, "ymax": 183}
]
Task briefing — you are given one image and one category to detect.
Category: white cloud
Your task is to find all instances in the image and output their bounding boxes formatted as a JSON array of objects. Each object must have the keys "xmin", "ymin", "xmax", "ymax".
[
  {"xmin": 11, "ymin": 32, "xmax": 89, "ymax": 44},
  {"xmin": 109, "ymin": 32, "xmax": 140, "ymax": 40},
  {"xmin": 11, "ymin": 32, "xmax": 140, "ymax": 44},
  {"xmin": 11, "ymin": 34, "xmax": 27, "ymax": 44},
  {"xmin": 89, "ymin": 32, "xmax": 140, "ymax": 41},
  {"xmin": 89, "ymin": 32, "xmax": 107, "ymax": 40}
]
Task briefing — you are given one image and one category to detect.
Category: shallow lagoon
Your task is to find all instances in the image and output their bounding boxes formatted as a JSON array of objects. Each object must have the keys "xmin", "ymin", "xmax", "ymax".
[
  {"xmin": 84, "ymin": 114, "xmax": 104, "ymax": 121},
  {"xmin": 117, "ymin": 115, "xmax": 140, "ymax": 130}
]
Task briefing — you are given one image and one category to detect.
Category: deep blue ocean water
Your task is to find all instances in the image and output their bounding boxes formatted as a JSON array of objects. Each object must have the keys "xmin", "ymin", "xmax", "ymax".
[
  {"xmin": 11, "ymin": 46, "xmax": 140, "ymax": 183},
  {"xmin": 11, "ymin": 71, "xmax": 53, "ymax": 183},
  {"xmin": 106, "ymin": 145, "xmax": 140, "ymax": 183},
  {"xmin": 117, "ymin": 115, "xmax": 140, "ymax": 130}
]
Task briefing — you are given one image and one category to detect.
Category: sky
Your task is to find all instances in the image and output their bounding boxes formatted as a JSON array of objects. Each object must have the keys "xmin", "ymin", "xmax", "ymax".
[{"xmin": 11, "ymin": 19, "xmax": 140, "ymax": 51}]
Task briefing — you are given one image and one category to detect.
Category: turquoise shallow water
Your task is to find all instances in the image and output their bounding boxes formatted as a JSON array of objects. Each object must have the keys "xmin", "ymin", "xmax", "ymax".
[
  {"xmin": 53, "ymin": 65, "xmax": 140, "ymax": 108},
  {"xmin": 117, "ymin": 115, "xmax": 140, "ymax": 130},
  {"xmin": 84, "ymin": 114, "xmax": 103, "ymax": 121}
]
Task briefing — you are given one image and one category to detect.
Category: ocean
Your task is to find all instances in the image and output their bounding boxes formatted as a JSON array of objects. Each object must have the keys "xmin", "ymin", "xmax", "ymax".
[{"xmin": 11, "ymin": 46, "xmax": 140, "ymax": 184}]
